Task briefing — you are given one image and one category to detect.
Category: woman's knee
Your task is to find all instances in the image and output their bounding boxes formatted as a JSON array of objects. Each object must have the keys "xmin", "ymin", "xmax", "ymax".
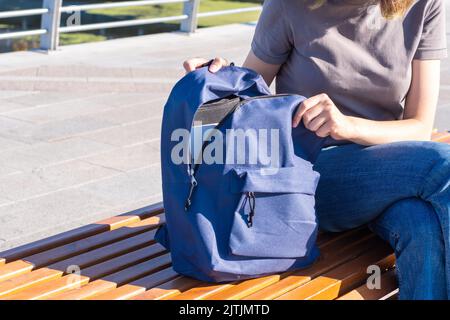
[
  {"xmin": 420, "ymin": 141, "xmax": 450, "ymax": 191},
  {"xmin": 369, "ymin": 198, "xmax": 442, "ymax": 249}
]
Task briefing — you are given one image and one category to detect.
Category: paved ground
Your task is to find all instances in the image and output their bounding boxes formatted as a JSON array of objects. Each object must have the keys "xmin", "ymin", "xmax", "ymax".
[{"xmin": 0, "ymin": 18, "xmax": 449, "ymax": 250}]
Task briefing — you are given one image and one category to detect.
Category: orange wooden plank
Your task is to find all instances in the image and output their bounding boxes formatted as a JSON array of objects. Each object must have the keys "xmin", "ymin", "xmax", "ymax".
[
  {"xmin": 171, "ymin": 282, "xmax": 236, "ymax": 300},
  {"xmin": 90, "ymin": 284, "xmax": 145, "ymax": 300},
  {"xmin": 2, "ymin": 274, "xmax": 91, "ymax": 300},
  {"xmin": 22, "ymin": 215, "xmax": 164, "ymax": 269},
  {"xmin": 80, "ymin": 243, "xmax": 166, "ymax": 281},
  {"xmin": 0, "ymin": 244, "xmax": 166, "ymax": 300},
  {"xmin": 0, "ymin": 216, "xmax": 163, "ymax": 287},
  {"xmin": 337, "ymin": 269, "xmax": 398, "ymax": 300},
  {"xmin": 48, "ymin": 229, "xmax": 157, "ymax": 271},
  {"xmin": 101, "ymin": 253, "xmax": 172, "ymax": 286},
  {"xmin": 207, "ymin": 275, "xmax": 281, "ymax": 300},
  {"xmin": 0, "ymin": 268, "xmax": 63, "ymax": 298},
  {"xmin": 0, "ymin": 260, "xmax": 34, "ymax": 282},
  {"xmin": 50, "ymin": 280, "xmax": 117, "ymax": 300},
  {"xmin": 51, "ymin": 254, "xmax": 171, "ymax": 300},
  {"xmin": 0, "ymin": 202, "xmax": 163, "ymax": 264},
  {"xmin": 167, "ymin": 228, "xmax": 373, "ymax": 300},
  {"xmin": 0, "ymin": 230, "xmax": 158, "ymax": 298},
  {"xmin": 275, "ymin": 245, "xmax": 394, "ymax": 300},
  {"xmin": 280, "ymin": 277, "xmax": 341, "ymax": 300},
  {"xmin": 89, "ymin": 267, "xmax": 179, "ymax": 300},
  {"xmin": 221, "ymin": 237, "xmax": 384, "ymax": 301},
  {"xmin": 242, "ymin": 230, "xmax": 377, "ymax": 300},
  {"xmin": 132, "ymin": 276, "xmax": 201, "ymax": 300}
]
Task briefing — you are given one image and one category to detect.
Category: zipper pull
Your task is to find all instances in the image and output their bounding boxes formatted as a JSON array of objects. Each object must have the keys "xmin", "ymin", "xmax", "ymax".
[
  {"xmin": 184, "ymin": 176, "xmax": 197, "ymax": 211},
  {"xmin": 247, "ymin": 192, "xmax": 256, "ymax": 227}
]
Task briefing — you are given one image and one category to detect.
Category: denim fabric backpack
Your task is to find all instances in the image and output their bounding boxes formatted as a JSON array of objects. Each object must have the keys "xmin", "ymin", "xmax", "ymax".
[{"xmin": 155, "ymin": 66, "xmax": 325, "ymax": 282}]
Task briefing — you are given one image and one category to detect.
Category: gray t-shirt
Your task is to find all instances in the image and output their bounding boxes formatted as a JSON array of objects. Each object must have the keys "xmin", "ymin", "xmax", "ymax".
[{"xmin": 251, "ymin": 0, "xmax": 447, "ymax": 145}]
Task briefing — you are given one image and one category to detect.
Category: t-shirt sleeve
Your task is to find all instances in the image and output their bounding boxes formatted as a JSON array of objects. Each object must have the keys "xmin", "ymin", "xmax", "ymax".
[
  {"xmin": 414, "ymin": 0, "xmax": 448, "ymax": 60},
  {"xmin": 251, "ymin": 0, "xmax": 293, "ymax": 65}
]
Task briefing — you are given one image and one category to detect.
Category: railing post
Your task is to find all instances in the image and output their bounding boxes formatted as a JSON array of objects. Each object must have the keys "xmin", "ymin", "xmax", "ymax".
[
  {"xmin": 180, "ymin": 0, "xmax": 200, "ymax": 33},
  {"xmin": 40, "ymin": 0, "xmax": 62, "ymax": 51}
]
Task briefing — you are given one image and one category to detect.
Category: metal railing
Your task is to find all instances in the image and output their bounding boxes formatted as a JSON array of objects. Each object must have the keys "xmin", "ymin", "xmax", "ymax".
[{"xmin": 0, "ymin": 0, "xmax": 262, "ymax": 51}]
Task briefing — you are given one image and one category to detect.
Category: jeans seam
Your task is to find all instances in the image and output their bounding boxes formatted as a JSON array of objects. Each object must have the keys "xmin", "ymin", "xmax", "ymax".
[{"xmin": 370, "ymin": 220, "xmax": 400, "ymax": 241}]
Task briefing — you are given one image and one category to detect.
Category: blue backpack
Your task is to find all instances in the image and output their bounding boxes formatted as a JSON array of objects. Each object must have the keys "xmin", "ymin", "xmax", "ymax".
[{"xmin": 155, "ymin": 66, "xmax": 324, "ymax": 282}]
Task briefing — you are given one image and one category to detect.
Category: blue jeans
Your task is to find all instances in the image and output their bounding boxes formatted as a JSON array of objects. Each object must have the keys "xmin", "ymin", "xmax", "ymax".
[{"xmin": 313, "ymin": 141, "xmax": 450, "ymax": 300}]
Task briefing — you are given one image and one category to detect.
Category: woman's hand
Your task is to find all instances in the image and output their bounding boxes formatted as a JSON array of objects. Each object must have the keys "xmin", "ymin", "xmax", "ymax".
[
  {"xmin": 183, "ymin": 57, "xmax": 229, "ymax": 73},
  {"xmin": 292, "ymin": 93, "xmax": 356, "ymax": 141}
]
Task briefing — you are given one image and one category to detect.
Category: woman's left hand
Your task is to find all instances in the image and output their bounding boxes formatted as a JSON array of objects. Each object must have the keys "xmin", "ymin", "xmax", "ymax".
[{"xmin": 292, "ymin": 93, "xmax": 356, "ymax": 141}]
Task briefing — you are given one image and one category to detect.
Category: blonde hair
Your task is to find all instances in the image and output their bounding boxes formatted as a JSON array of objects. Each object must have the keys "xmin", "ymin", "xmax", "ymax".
[{"xmin": 309, "ymin": 0, "xmax": 414, "ymax": 18}]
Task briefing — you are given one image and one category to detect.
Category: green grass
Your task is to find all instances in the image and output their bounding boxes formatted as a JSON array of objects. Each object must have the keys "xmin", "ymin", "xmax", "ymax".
[
  {"xmin": 59, "ymin": 33, "xmax": 107, "ymax": 45},
  {"xmin": 0, "ymin": 0, "xmax": 261, "ymax": 50},
  {"xmin": 197, "ymin": 0, "xmax": 261, "ymax": 27},
  {"xmin": 57, "ymin": 0, "xmax": 260, "ymax": 46},
  {"xmin": 84, "ymin": 0, "xmax": 260, "ymax": 27}
]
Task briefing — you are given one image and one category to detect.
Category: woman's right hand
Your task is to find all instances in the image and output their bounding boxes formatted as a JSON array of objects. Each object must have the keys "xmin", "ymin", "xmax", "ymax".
[{"xmin": 183, "ymin": 57, "xmax": 229, "ymax": 73}]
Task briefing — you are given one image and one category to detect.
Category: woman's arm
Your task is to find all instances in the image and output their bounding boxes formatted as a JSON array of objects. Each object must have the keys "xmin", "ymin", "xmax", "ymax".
[
  {"xmin": 242, "ymin": 50, "xmax": 281, "ymax": 86},
  {"xmin": 293, "ymin": 59, "xmax": 441, "ymax": 145},
  {"xmin": 346, "ymin": 59, "xmax": 440, "ymax": 145}
]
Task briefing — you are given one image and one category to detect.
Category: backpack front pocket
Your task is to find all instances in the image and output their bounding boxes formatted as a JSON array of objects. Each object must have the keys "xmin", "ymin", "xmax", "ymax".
[{"xmin": 228, "ymin": 165, "xmax": 320, "ymax": 259}]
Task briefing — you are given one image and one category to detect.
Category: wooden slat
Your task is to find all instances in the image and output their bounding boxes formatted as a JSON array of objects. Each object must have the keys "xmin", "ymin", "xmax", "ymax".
[
  {"xmin": 168, "ymin": 228, "xmax": 374, "ymax": 300},
  {"xmin": 23, "ymin": 254, "xmax": 171, "ymax": 300},
  {"xmin": 0, "ymin": 230, "xmax": 159, "ymax": 298},
  {"xmin": 48, "ymin": 229, "xmax": 157, "ymax": 271},
  {"xmin": 171, "ymin": 282, "xmax": 236, "ymax": 300},
  {"xmin": 0, "ymin": 244, "xmax": 166, "ymax": 300},
  {"xmin": 0, "ymin": 260, "xmax": 34, "ymax": 282},
  {"xmin": 21, "ymin": 215, "xmax": 164, "ymax": 269},
  {"xmin": 337, "ymin": 269, "xmax": 398, "ymax": 300},
  {"xmin": 0, "ymin": 202, "xmax": 163, "ymax": 264},
  {"xmin": 132, "ymin": 276, "xmax": 202, "ymax": 300},
  {"xmin": 209, "ymin": 275, "xmax": 281, "ymax": 300},
  {"xmin": 87, "ymin": 267, "xmax": 179, "ymax": 300},
  {"xmin": 89, "ymin": 283, "xmax": 145, "ymax": 300},
  {"xmin": 0, "ymin": 215, "xmax": 164, "ymax": 284},
  {"xmin": 275, "ymin": 244, "xmax": 395, "ymax": 300},
  {"xmin": 242, "ymin": 230, "xmax": 377, "ymax": 300},
  {"xmin": 0, "ymin": 268, "xmax": 63, "ymax": 298},
  {"xmin": 217, "ymin": 237, "xmax": 381, "ymax": 301},
  {"xmin": 80, "ymin": 243, "xmax": 166, "ymax": 280},
  {"xmin": 87, "ymin": 255, "xmax": 173, "ymax": 300},
  {"xmin": 49, "ymin": 280, "xmax": 117, "ymax": 300},
  {"xmin": 107, "ymin": 230, "xmax": 369, "ymax": 301},
  {"xmin": 101, "ymin": 253, "xmax": 171, "ymax": 285},
  {"xmin": 2, "ymin": 274, "xmax": 91, "ymax": 300}
]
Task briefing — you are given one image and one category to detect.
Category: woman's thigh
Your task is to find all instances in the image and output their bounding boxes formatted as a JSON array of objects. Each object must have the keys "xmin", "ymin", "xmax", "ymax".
[{"xmin": 313, "ymin": 140, "xmax": 450, "ymax": 232}]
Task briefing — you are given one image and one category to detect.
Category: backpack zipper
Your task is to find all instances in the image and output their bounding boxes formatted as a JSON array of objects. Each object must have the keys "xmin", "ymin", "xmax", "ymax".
[
  {"xmin": 246, "ymin": 191, "xmax": 256, "ymax": 227},
  {"xmin": 184, "ymin": 94, "xmax": 293, "ymax": 211}
]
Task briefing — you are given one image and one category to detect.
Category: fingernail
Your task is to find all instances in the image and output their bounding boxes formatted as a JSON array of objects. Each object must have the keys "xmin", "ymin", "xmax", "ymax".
[{"xmin": 209, "ymin": 65, "xmax": 218, "ymax": 72}]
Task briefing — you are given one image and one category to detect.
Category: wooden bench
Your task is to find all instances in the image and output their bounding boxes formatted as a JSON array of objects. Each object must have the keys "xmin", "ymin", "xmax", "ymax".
[{"xmin": 0, "ymin": 133, "xmax": 448, "ymax": 300}]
